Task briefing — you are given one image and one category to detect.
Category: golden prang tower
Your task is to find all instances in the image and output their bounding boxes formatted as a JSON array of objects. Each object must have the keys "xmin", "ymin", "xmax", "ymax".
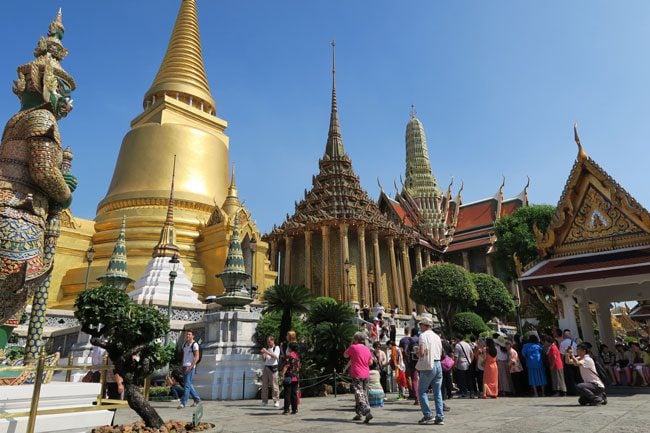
[{"xmin": 53, "ymin": 0, "xmax": 274, "ymax": 306}]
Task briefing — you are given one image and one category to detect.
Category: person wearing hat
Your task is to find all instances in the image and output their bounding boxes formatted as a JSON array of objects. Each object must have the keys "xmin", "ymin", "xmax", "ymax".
[
  {"xmin": 566, "ymin": 342, "xmax": 607, "ymax": 406},
  {"xmin": 415, "ymin": 316, "xmax": 444, "ymax": 425}
]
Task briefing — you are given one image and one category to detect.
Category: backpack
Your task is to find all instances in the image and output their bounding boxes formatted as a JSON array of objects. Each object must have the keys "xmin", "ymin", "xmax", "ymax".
[
  {"xmin": 183, "ymin": 341, "xmax": 203, "ymax": 366},
  {"xmin": 407, "ymin": 338, "xmax": 419, "ymax": 364}
]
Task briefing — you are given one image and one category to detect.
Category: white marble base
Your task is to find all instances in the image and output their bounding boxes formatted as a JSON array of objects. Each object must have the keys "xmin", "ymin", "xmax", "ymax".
[
  {"xmin": 192, "ymin": 310, "xmax": 262, "ymax": 400},
  {"xmin": 0, "ymin": 382, "xmax": 114, "ymax": 433},
  {"xmin": 130, "ymin": 257, "xmax": 202, "ymax": 306}
]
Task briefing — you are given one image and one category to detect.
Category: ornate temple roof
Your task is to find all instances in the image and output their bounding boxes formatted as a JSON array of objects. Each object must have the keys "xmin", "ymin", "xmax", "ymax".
[
  {"xmin": 143, "ymin": 0, "xmax": 216, "ymax": 114},
  {"xmin": 404, "ymin": 107, "xmax": 441, "ymax": 199},
  {"xmin": 269, "ymin": 44, "xmax": 406, "ymax": 239},
  {"xmin": 532, "ymin": 125, "xmax": 650, "ymax": 259}
]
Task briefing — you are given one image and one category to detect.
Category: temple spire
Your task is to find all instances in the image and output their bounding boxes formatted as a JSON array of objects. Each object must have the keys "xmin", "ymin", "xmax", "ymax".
[
  {"xmin": 324, "ymin": 40, "xmax": 345, "ymax": 159},
  {"xmin": 153, "ymin": 156, "xmax": 180, "ymax": 258},
  {"xmin": 98, "ymin": 215, "xmax": 134, "ymax": 290},
  {"xmin": 143, "ymin": 0, "xmax": 216, "ymax": 114},
  {"xmin": 222, "ymin": 165, "xmax": 242, "ymax": 216}
]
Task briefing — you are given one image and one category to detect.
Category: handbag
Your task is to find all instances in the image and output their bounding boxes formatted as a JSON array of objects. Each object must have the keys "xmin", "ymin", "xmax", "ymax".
[{"xmin": 441, "ymin": 354, "xmax": 455, "ymax": 372}]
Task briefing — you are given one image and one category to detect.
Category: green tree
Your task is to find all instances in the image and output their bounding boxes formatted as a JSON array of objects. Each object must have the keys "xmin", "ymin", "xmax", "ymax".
[
  {"xmin": 471, "ymin": 273, "xmax": 516, "ymax": 322},
  {"xmin": 410, "ymin": 263, "xmax": 478, "ymax": 333},
  {"xmin": 452, "ymin": 312, "xmax": 490, "ymax": 336},
  {"xmin": 254, "ymin": 311, "xmax": 309, "ymax": 347},
  {"xmin": 306, "ymin": 297, "xmax": 358, "ymax": 373},
  {"xmin": 493, "ymin": 204, "xmax": 555, "ymax": 281},
  {"xmin": 74, "ymin": 285, "xmax": 171, "ymax": 429},
  {"xmin": 262, "ymin": 284, "xmax": 312, "ymax": 344}
]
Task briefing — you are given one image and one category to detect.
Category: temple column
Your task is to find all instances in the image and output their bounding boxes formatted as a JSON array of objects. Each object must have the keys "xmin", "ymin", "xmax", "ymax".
[
  {"xmin": 371, "ymin": 230, "xmax": 383, "ymax": 305},
  {"xmin": 269, "ymin": 240, "xmax": 278, "ymax": 272},
  {"xmin": 415, "ymin": 245, "xmax": 423, "ymax": 275},
  {"xmin": 358, "ymin": 225, "xmax": 369, "ymax": 306},
  {"xmin": 283, "ymin": 235, "xmax": 292, "ymax": 285},
  {"xmin": 424, "ymin": 251, "xmax": 431, "ymax": 268},
  {"xmin": 486, "ymin": 254, "xmax": 494, "ymax": 276},
  {"xmin": 321, "ymin": 226, "xmax": 330, "ymax": 297},
  {"xmin": 400, "ymin": 240, "xmax": 413, "ymax": 312},
  {"xmin": 304, "ymin": 231, "xmax": 312, "ymax": 289},
  {"xmin": 388, "ymin": 236, "xmax": 401, "ymax": 309},
  {"xmin": 339, "ymin": 223, "xmax": 350, "ymax": 303},
  {"xmin": 595, "ymin": 299, "xmax": 615, "ymax": 349},
  {"xmin": 576, "ymin": 289, "xmax": 595, "ymax": 345},
  {"xmin": 462, "ymin": 251, "xmax": 470, "ymax": 271},
  {"xmin": 556, "ymin": 286, "xmax": 579, "ymax": 338}
]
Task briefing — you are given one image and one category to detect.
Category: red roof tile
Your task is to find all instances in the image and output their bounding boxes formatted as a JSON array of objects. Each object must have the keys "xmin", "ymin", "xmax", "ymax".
[
  {"xmin": 446, "ymin": 237, "xmax": 491, "ymax": 252},
  {"xmin": 456, "ymin": 200, "xmax": 497, "ymax": 232},
  {"xmin": 521, "ymin": 247, "xmax": 650, "ymax": 286},
  {"xmin": 389, "ymin": 200, "xmax": 413, "ymax": 226}
]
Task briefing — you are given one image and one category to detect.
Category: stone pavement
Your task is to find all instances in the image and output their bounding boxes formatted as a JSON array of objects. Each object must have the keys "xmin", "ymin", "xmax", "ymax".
[{"xmin": 113, "ymin": 392, "xmax": 650, "ymax": 433}]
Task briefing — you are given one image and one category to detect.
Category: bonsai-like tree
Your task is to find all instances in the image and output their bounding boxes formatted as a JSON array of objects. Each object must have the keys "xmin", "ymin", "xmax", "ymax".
[
  {"xmin": 74, "ymin": 285, "xmax": 171, "ymax": 429},
  {"xmin": 471, "ymin": 273, "xmax": 516, "ymax": 322},
  {"xmin": 453, "ymin": 312, "xmax": 490, "ymax": 336},
  {"xmin": 410, "ymin": 263, "xmax": 478, "ymax": 333},
  {"xmin": 262, "ymin": 284, "xmax": 312, "ymax": 344}
]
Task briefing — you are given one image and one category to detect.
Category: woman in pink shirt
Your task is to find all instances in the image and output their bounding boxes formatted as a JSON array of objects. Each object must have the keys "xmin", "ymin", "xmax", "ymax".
[
  {"xmin": 344, "ymin": 332, "xmax": 374, "ymax": 424},
  {"xmin": 544, "ymin": 335, "xmax": 567, "ymax": 396}
]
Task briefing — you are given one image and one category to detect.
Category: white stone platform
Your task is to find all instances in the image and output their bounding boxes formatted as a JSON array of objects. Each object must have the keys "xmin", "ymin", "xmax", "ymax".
[{"xmin": 0, "ymin": 382, "xmax": 113, "ymax": 433}]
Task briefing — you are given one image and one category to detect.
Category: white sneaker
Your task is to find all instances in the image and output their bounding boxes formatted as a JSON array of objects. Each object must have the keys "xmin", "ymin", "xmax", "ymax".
[
  {"xmin": 273, "ymin": 401, "xmax": 280, "ymax": 408},
  {"xmin": 177, "ymin": 404, "xmax": 185, "ymax": 409}
]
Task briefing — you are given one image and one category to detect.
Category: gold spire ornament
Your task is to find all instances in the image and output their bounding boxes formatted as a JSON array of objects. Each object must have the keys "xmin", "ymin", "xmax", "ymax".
[
  {"xmin": 153, "ymin": 156, "xmax": 180, "ymax": 258},
  {"xmin": 144, "ymin": 0, "xmax": 215, "ymax": 114}
]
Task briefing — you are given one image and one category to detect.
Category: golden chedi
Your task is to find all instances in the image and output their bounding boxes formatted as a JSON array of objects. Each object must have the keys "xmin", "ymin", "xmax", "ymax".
[{"xmin": 53, "ymin": 0, "xmax": 275, "ymax": 307}]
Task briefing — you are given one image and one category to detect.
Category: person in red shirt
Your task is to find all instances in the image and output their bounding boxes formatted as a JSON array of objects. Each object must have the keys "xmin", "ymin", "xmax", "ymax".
[
  {"xmin": 544, "ymin": 335, "xmax": 567, "ymax": 396},
  {"xmin": 344, "ymin": 332, "xmax": 374, "ymax": 423}
]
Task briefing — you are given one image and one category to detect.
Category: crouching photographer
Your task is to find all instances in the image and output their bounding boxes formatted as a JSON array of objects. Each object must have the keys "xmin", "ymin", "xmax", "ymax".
[{"xmin": 566, "ymin": 343, "xmax": 607, "ymax": 406}]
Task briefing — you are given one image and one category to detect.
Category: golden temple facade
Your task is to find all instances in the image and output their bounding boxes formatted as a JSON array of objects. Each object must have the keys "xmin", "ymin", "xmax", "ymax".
[
  {"xmin": 265, "ymin": 45, "xmax": 416, "ymax": 311},
  {"xmin": 49, "ymin": 0, "xmax": 275, "ymax": 308}
]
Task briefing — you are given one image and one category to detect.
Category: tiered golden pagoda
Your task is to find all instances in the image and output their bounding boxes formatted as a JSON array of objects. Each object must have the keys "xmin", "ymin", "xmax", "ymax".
[
  {"xmin": 50, "ymin": 0, "xmax": 275, "ymax": 308},
  {"xmin": 266, "ymin": 43, "xmax": 414, "ymax": 310}
]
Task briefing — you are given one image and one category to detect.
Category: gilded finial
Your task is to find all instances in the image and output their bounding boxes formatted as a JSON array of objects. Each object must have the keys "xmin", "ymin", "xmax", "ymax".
[
  {"xmin": 377, "ymin": 178, "xmax": 384, "ymax": 192},
  {"xmin": 446, "ymin": 177, "xmax": 454, "ymax": 196},
  {"xmin": 410, "ymin": 104, "xmax": 416, "ymax": 119},
  {"xmin": 229, "ymin": 164, "xmax": 236, "ymax": 189},
  {"xmin": 574, "ymin": 122, "xmax": 588, "ymax": 160},
  {"xmin": 331, "ymin": 40, "xmax": 336, "ymax": 75},
  {"xmin": 499, "ymin": 175, "xmax": 506, "ymax": 194},
  {"xmin": 48, "ymin": 8, "xmax": 65, "ymax": 39}
]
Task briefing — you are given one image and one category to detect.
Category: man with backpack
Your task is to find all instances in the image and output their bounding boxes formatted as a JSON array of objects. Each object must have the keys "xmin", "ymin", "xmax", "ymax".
[
  {"xmin": 566, "ymin": 342, "xmax": 608, "ymax": 406},
  {"xmin": 178, "ymin": 330, "xmax": 201, "ymax": 409}
]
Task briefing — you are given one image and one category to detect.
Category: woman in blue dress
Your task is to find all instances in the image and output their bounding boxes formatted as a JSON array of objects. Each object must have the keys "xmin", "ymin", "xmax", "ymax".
[{"xmin": 522, "ymin": 334, "xmax": 547, "ymax": 397}]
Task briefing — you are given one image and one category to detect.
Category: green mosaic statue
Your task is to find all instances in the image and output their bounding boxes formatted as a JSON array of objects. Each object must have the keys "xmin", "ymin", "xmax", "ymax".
[{"xmin": 0, "ymin": 9, "xmax": 77, "ymax": 356}]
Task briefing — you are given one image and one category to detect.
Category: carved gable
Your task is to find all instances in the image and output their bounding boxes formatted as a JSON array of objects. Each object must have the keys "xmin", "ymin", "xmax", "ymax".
[{"xmin": 536, "ymin": 153, "xmax": 650, "ymax": 257}]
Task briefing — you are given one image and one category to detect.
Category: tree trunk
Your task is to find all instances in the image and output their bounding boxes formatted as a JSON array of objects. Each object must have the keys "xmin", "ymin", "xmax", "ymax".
[{"xmin": 124, "ymin": 383, "xmax": 164, "ymax": 429}]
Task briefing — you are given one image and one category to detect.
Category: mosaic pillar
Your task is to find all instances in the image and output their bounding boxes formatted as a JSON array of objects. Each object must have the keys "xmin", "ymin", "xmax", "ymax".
[
  {"xmin": 415, "ymin": 245, "xmax": 423, "ymax": 274},
  {"xmin": 321, "ymin": 226, "xmax": 330, "ymax": 297},
  {"xmin": 269, "ymin": 239, "xmax": 278, "ymax": 272},
  {"xmin": 388, "ymin": 236, "xmax": 401, "ymax": 309},
  {"xmin": 339, "ymin": 223, "xmax": 349, "ymax": 303},
  {"xmin": 358, "ymin": 225, "xmax": 369, "ymax": 306},
  {"xmin": 400, "ymin": 240, "xmax": 413, "ymax": 312},
  {"xmin": 283, "ymin": 235, "xmax": 292, "ymax": 285},
  {"xmin": 371, "ymin": 231, "xmax": 382, "ymax": 305},
  {"xmin": 304, "ymin": 231, "xmax": 312, "ymax": 289}
]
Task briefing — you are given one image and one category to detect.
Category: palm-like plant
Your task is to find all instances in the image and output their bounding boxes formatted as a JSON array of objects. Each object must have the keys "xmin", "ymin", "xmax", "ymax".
[
  {"xmin": 308, "ymin": 297, "xmax": 355, "ymax": 325},
  {"xmin": 262, "ymin": 284, "xmax": 312, "ymax": 343}
]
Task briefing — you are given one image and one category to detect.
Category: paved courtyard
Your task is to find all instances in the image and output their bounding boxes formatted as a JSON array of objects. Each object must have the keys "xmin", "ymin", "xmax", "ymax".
[{"xmin": 113, "ymin": 391, "xmax": 650, "ymax": 433}]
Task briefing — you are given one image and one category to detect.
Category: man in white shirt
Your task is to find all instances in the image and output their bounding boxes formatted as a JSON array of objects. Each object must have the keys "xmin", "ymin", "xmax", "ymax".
[
  {"xmin": 566, "ymin": 343, "xmax": 607, "ymax": 406},
  {"xmin": 179, "ymin": 330, "xmax": 201, "ymax": 409},
  {"xmin": 454, "ymin": 335, "xmax": 474, "ymax": 398},
  {"xmin": 559, "ymin": 329, "xmax": 580, "ymax": 395},
  {"xmin": 260, "ymin": 336, "xmax": 281, "ymax": 407},
  {"xmin": 415, "ymin": 316, "xmax": 444, "ymax": 425}
]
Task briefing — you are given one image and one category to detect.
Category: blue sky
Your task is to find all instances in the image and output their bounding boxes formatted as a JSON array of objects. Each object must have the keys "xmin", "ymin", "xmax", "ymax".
[{"xmin": 3, "ymin": 1, "xmax": 650, "ymax": 233}]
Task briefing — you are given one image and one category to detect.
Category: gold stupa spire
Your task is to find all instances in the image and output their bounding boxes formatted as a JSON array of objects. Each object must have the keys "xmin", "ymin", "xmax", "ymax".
[
  {"xmin": 222, "ymin": 165, "xmax": 241, "ymax": 217},
  {"xmin": 153, "ymin": 156, "xmax": 180, "ymax": 258},
  {"xmin": 144, "ymin": 0, "xmax": 216, "ymax": 114}
]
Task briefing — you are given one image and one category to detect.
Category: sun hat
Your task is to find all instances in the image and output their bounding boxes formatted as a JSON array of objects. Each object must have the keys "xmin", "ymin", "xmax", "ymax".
[
  {"xmin": 419, "ymin": 316, "xmax": 434, "ymax": 327},
  {"xmin": 495, "ymin": 335, "xmax": 508, "ymax": 347}
]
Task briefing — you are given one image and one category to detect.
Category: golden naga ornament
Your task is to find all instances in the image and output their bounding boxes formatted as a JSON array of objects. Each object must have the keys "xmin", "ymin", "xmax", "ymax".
[{"xmin": 0, "ymin": 9, "xmax": 77, "ymax": 326}]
